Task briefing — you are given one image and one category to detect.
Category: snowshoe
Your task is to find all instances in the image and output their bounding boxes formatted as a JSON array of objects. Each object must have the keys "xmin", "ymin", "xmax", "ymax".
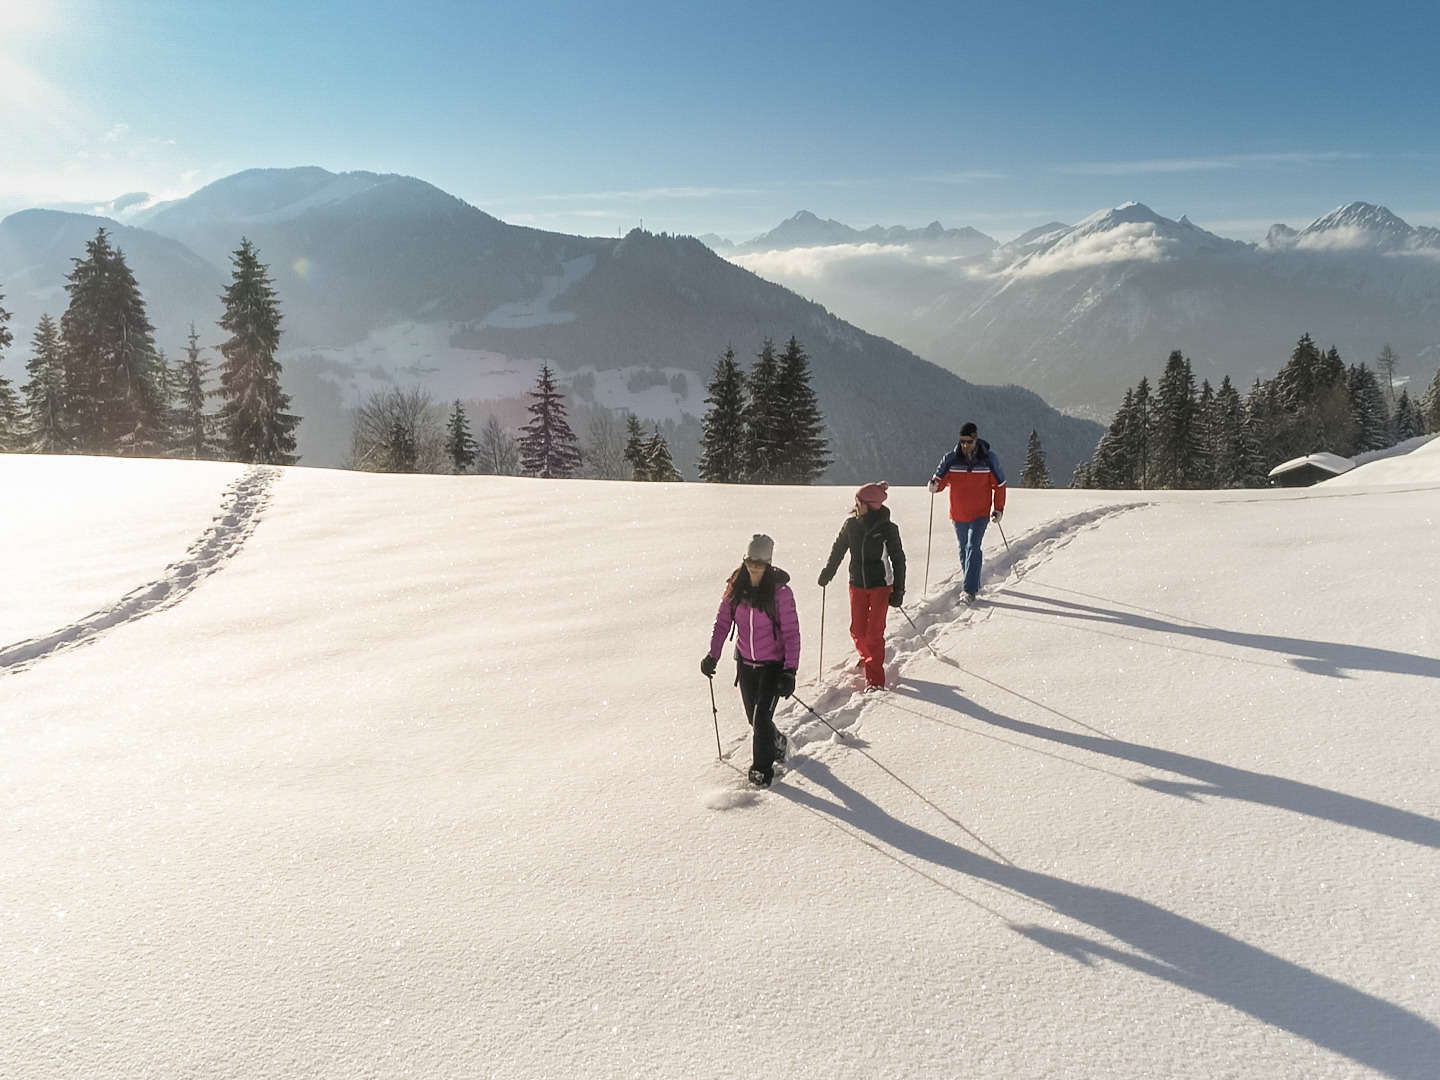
[
  {"xmin": 748, "ymin": 767, "xmax": 773, "ymax": 788},
  {"xmin": 773, "ymin": 732, "xmax": 788, "ymax": 764}
]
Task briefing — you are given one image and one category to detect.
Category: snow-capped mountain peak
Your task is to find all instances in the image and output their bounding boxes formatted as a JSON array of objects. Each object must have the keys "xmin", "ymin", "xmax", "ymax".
[{"xmin": 1296, "ymin": 201, "xmax": 1439, "ymax": 252}]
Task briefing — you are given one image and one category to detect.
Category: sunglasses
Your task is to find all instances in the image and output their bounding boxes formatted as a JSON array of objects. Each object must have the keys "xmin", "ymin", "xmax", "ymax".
[
  {"xmin": 959, "ymin": 437, "xmax": 976, "ymax": 446},
  {"xmin": 744, "ymin": 558, "xmax": 769, "ymax": 568}
]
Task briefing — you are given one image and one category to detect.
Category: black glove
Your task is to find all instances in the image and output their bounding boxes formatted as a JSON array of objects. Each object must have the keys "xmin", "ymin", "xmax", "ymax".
[
  {"xmin": 775, "ymin": 670, "xmax": 796, "ymax": 698},
  {"xmin": 700, "ymin": 655, "xmax": 718, "ymax": 678},
  {"xmin": 817, "ymin": 569, "xmax": 834, "ymax": 588},
  {"xmin": 889, "ymin": 590, "xmax": 904, "ymax": 609},
  {"xmin": 991, "ymin": 509, "xmax": 1004, "ymax": 523}
]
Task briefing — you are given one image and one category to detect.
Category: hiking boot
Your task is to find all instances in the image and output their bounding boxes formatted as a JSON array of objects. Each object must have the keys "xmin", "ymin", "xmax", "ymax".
[{"xmin": 748, "ymin": 767, "xmax": 773, "ymax": 788}]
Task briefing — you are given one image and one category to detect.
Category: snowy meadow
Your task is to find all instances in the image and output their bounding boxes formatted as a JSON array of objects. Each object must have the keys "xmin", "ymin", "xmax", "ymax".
[{"xmin": 3, "ymin": 444, "xmax": 1438, "ymax": 1079}]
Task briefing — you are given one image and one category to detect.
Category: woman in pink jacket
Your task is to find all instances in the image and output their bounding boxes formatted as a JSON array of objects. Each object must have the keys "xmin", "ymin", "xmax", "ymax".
[{"xmin": 700, "ymin": 533, "xmax": 801, "ymax": 787}]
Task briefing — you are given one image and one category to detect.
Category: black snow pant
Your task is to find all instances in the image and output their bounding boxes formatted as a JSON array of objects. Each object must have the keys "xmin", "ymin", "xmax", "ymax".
[{"xmin": 736, "ymin": 659, "xmax": 783, "ymax": 778}]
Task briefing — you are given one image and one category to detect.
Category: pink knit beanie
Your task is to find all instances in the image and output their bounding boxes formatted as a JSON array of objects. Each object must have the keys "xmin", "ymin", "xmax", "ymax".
[{"xmin": 855, "ymin": 482, "xmax": 889, "ymax": 509}]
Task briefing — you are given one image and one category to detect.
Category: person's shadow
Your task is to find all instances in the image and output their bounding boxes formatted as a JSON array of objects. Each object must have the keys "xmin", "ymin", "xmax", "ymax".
[
  {"xmin": 986, "ymin": 587, "xmax": 1440, "ymax": 680},
  {"xmin": 778, "ymin": 755, "xmax": 1440, "ymax": 1080},
  {"xmin": 899, "ymin": 675, "xmax": 1440, "ymax": 849}
]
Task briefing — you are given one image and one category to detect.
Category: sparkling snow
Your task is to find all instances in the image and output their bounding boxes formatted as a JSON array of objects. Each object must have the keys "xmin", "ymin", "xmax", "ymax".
[{"xmin": 2, "ymin": 446, "xmax": 1437, "ymax": 1078}]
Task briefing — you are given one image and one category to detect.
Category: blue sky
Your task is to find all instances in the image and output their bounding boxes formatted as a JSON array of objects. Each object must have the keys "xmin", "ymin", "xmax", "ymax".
[{"xmin": 3, "ymin": 0, "xmax": 1438, "ymax": 241}]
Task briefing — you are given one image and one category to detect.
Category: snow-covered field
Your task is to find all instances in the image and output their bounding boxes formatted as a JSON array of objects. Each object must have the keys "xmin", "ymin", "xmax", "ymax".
[{"xmin": 3, "ymin": 442, "xmax": 1438, "ymax": 1079}]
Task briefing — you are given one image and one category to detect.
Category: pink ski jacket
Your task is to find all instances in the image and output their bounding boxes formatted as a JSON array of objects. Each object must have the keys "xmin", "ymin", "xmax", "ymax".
[{"xmin": 707, "ymin": 569, "xmax": 801, "ymax": 670}]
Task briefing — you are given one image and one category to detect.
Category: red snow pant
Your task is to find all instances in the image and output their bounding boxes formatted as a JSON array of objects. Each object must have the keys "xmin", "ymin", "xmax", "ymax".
[{"xmin": 849, "ymin": 585, "xmax": 892, "ymax": 688}]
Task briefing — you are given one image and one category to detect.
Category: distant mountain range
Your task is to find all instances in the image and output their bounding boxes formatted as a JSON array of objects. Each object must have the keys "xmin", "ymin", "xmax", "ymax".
[
  {"xmin": 0, "ymin": 168, "xmax": 1100, "ymax": 479},
  {"xmin": 720, "ymin": 201, "xmax": 1440, "ymax": 419},
  {"xmin": 706, "ymin": 210, "xmax": 997, "ymax": 257}
]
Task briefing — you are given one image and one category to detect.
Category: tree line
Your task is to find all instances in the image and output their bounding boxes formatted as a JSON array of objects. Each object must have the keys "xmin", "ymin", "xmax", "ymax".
[
  {"xmin": 0, "ymin": 229, "xmax": 299, "ymax": 464},
  {"xmin": 1072, "ymin": 336, "xmax": 1440, "ymax": 489},
  {"xmin": 354, "ymin": 335, "xmax": 831, "ymax": 485}
]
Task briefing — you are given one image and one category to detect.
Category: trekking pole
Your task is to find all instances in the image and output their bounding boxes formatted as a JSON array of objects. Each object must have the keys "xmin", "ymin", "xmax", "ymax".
[
  {"xmin": 924, "ymin": 491, "xmax": 935, "ymax": 595},
  {"xmin": 898, "ymin": 605, "xmax": 947, "ymax": 663},
  {"xmin": 995, "ymin": 518, "xmax": 1021, "ymax": 579},
  {"xmin": 817, "ymin": 585, "xmax": 826, "ymax": 686},
  {"xmin": 706, "ymin": 675, "xmax": 722, "ymax": 759},
  {"xmin": 791, "ymin": 694, "xmax": 848, "ymax": 740}
]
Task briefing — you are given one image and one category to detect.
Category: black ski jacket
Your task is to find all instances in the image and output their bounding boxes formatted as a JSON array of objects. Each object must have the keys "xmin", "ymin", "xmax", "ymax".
[{"xmin": 819, "ymin": 506, "xmax": 906, "ymax": 598}]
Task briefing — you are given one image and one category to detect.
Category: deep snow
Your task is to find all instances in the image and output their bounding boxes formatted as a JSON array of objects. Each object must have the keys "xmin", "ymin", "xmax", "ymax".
[{"xmin": 3, "ymin": 442, "xmax": 1438, "ymax": 1078}]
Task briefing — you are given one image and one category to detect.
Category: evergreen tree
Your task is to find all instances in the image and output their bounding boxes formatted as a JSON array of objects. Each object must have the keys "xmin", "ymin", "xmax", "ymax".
[
  {"xmin": 1391, "ymin": 388, "xmax": 1425, "ymax": 442},
  {"xmin": 1210, "ymin": 376, "xmax": 1258, "ymax": 488},
  {"xmin": 643, "ymin": 425, "xmax": 683, "ymax": 481},
  {"xmin": 59, "ymin": 228, "xmax": 164, "ymax": 454},
  {"xmin": 697, "ymin": 346, "xmax": 748, "ymax": 483},
  {"xmin": 743, "ymin": 339, "xmax": 785, "ymax": 482},
  {"xmin": 518, "ymin": 363, "xmax": 582, "ymax": 478},
  {"xmin": 445, "ymin": 399, "xmax": 477, "ymax": 473},
  {"xmin": 1019, "ymin": 429, "xmax": 1051, "ymax": 488},
  {"xmin": 772, "ymin": 336, "xmax": 831, "ymax": 484},
  {"xmin": 623, "ymin": 412, "xmax": 650, "ymax": 481},
  {"xmin": 1346, "ymin": 363, "xmax": 1391, "ymax": 453},
  {"xmin": 1421, "ymin": 366, "xmax": 1440, "ymax": 435},
  {"xmin": 477, "ymin": 414, "xmax": 520, "ymax": 475},
  {"xmin": 22, "ymin": 313, "xmax": 68, "ymax": 453},
  {"xmin": 1129, "ymin": 377, "xmax": 1153, "ymax": 486},
  {"xmin": 1375, "ymin": 344, "xmax": 1399, "ymax": 407},
  {"xmin": 1195, "ymin": 379, "xmax": 1218, "ymax": 487},
  {"xmin": 1151, "ymin": 351, "xmax": 1203, "ymax": 488},
  {"xmin": 1088, "ymin": 389, "xmax": 1134, "ymax": 488},
  {"xmin": 173, "ymin": 324, "xmax": 223, "ymax": 459},
  {"xmin": 215, "ymin": 238, "xmax": 299, "ymax": 464}
]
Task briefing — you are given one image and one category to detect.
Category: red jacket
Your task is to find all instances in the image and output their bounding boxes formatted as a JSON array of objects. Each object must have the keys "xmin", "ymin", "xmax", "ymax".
[{"xmin": 932, "ymin": 439, "xmax": 1007, "ymax": 522}]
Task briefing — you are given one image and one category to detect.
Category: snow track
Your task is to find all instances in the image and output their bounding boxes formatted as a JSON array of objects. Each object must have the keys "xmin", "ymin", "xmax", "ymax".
[
  {"xmin": 0, "ymin": 466, "xmax": 279, "ymax": 675},
  {"xmin": 780, "ymin": 500, "xmax": 1148, "ymax": 751}
]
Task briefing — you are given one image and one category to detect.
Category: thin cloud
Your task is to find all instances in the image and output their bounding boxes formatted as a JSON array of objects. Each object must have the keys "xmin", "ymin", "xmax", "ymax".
[
  {"xmin": 1056, "ymin": 152, "xmax": 1368, "ymax": 176},
  {"xmin": 532, "ymin": 185, "xmax": 764, "ymax": 202},
  {"xmin": 1008, "ymin": 222, "xmax": 1177, "ymax": 278}
]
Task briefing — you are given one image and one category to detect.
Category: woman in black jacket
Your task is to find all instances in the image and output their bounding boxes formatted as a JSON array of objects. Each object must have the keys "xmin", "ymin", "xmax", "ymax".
[{"xmin": 817, "ymin": 482, "xmax": 906, "ymax": 690}]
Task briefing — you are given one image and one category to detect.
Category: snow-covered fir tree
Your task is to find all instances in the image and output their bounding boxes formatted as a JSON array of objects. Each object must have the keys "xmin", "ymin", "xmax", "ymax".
[
  {"xmin": 772, "ymin": 336, "xmax": 830, "ymax": 484},
  {"xmin": 1391, "ymin": 388, "xmax": 1425, "ymax": 442},
  {"xmin": 743, "ymin": 339, "xmax": 785, "ymax": 482},
  {"xmin": 1346, "ymin": 363, "xmax": 1391, "ymax": 453},
  {"xmin": 1211, "ymin": 376, "xmax": 1263, "ymax": 488},
  {"xmin": 1151, "ymin": 350, "xmax": 1204, "ymax": 488},
  {"xmin": 59, "ymin": 228, "xmax": 165, "ymax": 455},
  {"xmin": 643, "ymin": 425, "xmax": 683, "ymax": 482},
  {"xmin": 173, "ymin": 325, "xmax": 224, "ymax": 460},
  {"xmin": 1422, "ymin": 366, "xmax": 1440, "ymax": 435},
  {"xmin": 477, "ymin": 414, "xmax": 520, "ymax": 475},
  {"xmin": 445, "ymin": 400, "xmax": 477, "ymax": 473},
  {"xmin": 1019, "ymin": 429, "xmax": 1050, "ymax": 488},
  {"xmin": 697, "ymin": 346, "xmax": 747, "ymax": 483},
  {"xmin": 518, "ymin": 364, "xmax": 582, "ymax": 478},
  {"xmin": 215, "ymin": 238, "xmax": 299, "ymax": 465},
  {"xmin": 22, "ymin": 314, "xmax": 68, "ymax": 453},
  {"xmin": 623, "ymin": 412, "xmax": 650, "ymax": 481},
  {"xmin": 1194, "ymin": 379, "xmax": 1218, "ymax": 487}
]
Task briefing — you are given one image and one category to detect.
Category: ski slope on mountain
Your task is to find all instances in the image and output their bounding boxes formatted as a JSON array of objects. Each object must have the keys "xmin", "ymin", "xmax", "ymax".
[{"xmin": 3, "ymin": 447, "xmax": 1438, "ymax": 1079}]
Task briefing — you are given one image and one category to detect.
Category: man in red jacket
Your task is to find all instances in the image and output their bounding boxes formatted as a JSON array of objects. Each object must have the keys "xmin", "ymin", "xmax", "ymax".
[{"xmin": 927, "ymin": 421, "xmax": 1006, "ymax": 602}]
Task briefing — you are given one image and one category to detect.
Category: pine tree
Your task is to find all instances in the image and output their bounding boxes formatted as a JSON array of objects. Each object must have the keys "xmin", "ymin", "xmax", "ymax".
[
  {"xmin": 643, "ymin": 425, "xmax": 683, "ymax": 481},
  {"xmin": 445, "ymin": 400, "xmax": 477, "ymax": 473},
  {"xmin": 743, "ymin": 339, "xmax": 784, "ymax": 482},
  {"xmin": 1375, "ymin": 344, "xmax": 1399, "ymax": 408},
  {"xmin": 1210, "ymin": 376, "xmax": 1256, "ymax": 488},
  {"xmin": 1421, "ymin": 366, "xmax": 1440, "ymax": 435},
  {"xmin": 477, "ymin": 414, "xmax": 520, "ymax": 475},
  {"xmin": 58, "ymin": 228, "xmax": 164, "ymax": 454},
  {"xmin": 1019, "ymin": 429, "xmax": 1051, "ymax": 488},
  {"xmin": 518, "ymin": 363, "xmax": 582, "ymax": 478},
  {"xmin": 623, "ymin": 412, "xmax": 650, "ymax": 481},
  {"xmin": 697, "ymin": 346, "xmax": 748, "ymax": 483},
  {"xmin": 1129, "ymin": 377, "xmax": 1153, "ymax": 486},
  {"xmin": 173, "ymin": 324, "xmax": 223, "ymax": 459},
  {"xmin": 22, "ymin": 314, "xmax": 68, "ymax": 453},
  {"xmin": 1347, "ymin": 363, "xmax": 1391, "ymax": 453},
  {"xmin": 1195, "ymin": 379, "xmax": 1218, "ymax": 488},
  {"xmin": 1152, "ymin": 351, "xmax": 1203, "ymax": 488},
  {"xmin": 771, "ymin": 336, "xmax": 831, "ymax": 484},
  {"xmin": 215, "ymin": 238, "xmax": 299, "ymax": 465},
  {"xmin": 1392, "ymin": 388, "xmax": 1425, "ymax": 442}
]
